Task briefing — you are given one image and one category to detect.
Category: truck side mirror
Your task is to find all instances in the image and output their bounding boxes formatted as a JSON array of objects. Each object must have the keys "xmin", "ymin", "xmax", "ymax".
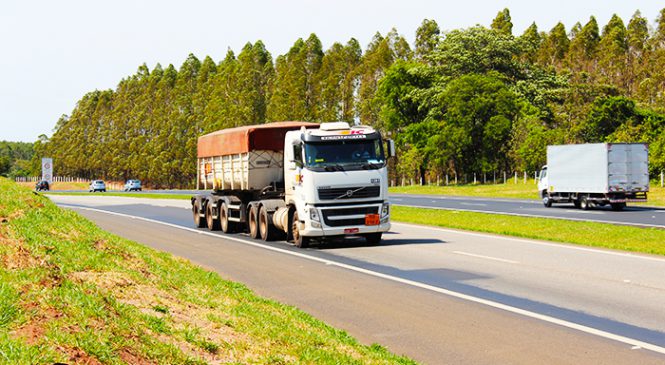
[
  {"xmin": 386, "ymin": 139, "xmax": 396, "ymax": 158},
  {"xmin": 288, "ymin": 160, "xmax": 302, "ymax": 170}
]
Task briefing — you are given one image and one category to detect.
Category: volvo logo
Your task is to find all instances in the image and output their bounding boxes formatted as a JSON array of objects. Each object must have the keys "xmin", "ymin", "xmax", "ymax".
[{"xmin": 346, "ymin": 190, "xmax": 353, "ymax": 197}]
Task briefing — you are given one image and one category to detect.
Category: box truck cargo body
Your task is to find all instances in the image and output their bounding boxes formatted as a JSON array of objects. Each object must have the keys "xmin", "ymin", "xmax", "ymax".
[
  {"xmin": 192, "ymin": 121, "xmax": 394, "ymax": 247},
  {"xmin": 538, "ymin": 143, "xmax": 648, "ymax": 210}
]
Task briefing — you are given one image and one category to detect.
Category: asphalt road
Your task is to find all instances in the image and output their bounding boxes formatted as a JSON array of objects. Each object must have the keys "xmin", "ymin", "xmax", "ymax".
[
  {"xmin": 54, "ymin": 189, "xmax": 665, "ymax": 228},
  {"xmin": 49, "ymin": 195, "xmax": 665, "ymax": 364}
]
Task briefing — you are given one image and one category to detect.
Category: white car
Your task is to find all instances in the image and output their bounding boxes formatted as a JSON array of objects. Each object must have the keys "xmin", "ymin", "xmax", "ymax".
[
  {"xmin": 89, "ymin": 180, "xmax": 106, "ymax": 192},
  {"xmin": 124, "ymin": 179, "xmax": 142, "ymax": 192}
]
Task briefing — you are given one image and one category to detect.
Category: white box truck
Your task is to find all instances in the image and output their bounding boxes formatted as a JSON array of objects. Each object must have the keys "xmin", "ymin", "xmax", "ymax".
[
  {"xmin": 192, "ymin": 121, "xmax": 394, "ymax": 247},
  {"xmin": 537, "ymin": 143, "xmax": 649, "ymax": 210}
]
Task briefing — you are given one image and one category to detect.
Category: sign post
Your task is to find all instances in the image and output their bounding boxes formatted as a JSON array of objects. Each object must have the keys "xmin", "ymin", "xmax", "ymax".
[{"xmin": 41, "ymin": 158, "xmax": 53, "ymax": 184}]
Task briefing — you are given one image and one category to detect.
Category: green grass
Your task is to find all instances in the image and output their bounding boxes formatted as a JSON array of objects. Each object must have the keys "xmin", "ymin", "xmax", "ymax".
[
  {"xmin": 392, "ymin": 206, "xmax": 665, "ymax": 256},
  {"xmin": 0, "ymin": 178, "xmax": 417, "ymax": 365},
  {"xmin": 390, "ymin": 181, "xmax": 665, "ymax": 207}
]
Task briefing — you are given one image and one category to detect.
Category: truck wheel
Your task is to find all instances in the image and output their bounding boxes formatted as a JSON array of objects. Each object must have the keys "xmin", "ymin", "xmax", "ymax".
[
  {"xmin": 580, "ymin": 197, "xmax": 590, "ymax": 210},
  {"xmin": 192, "ymin": 203, "xmax": 205, "ymax": 228},
  {"xmin": 291, "ymin": 211, "xmax": 310, "ymax": 248},
  {"xmin": 542, "ymin": 191, "xmax": 552, "ymax": 208},
  {"xmin": 364, "ymin": 233, "xmax": 382, "ymax": 245},
  {"xmin": 247, "ymin": 205, "xmax": 259, "ymax": 239},
  {"xmin": 259, "ymin": 206, "xmax": 276, "ymax": 241},
  {"xmin": 220, "ymin": 202, "xmax": 236, "ymax": 233},
  {"xmin": 206, "ymin": 202, "xmax": 220, "ymax": 231},
  {"xmin": 611, "ymin": 203, "xmax": 625, "ymax": 211}
]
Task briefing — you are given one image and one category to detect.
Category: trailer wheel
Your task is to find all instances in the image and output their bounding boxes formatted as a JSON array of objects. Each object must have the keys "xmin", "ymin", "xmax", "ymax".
[
  {"xmin": 291, "ymin": 211, "xmax": 310, "ymax": 248},
  {"xmin": 220, "ymin": 202, "xmax": 236, "ymax": 233},
  {"xmin": 611, "ymin": 203, "xmax": 626, "ymax": 211},
  {"xmin": 193, "ymin": 202, "xmax": 205, "ymax": 228},
  {"xmin": 247, "ymin": 205, "xmax": 259, "ymax": 239},
  {"xmin": 259, "ymin": 205, "xmax": 276, "ymax": 241},
  {"xmin": 580, "ymin": 197, "xmax": 591, "ymax": 210},
  {"xmin": 206, "ymin": 202, "xmax": 220, "ymax": 231}
]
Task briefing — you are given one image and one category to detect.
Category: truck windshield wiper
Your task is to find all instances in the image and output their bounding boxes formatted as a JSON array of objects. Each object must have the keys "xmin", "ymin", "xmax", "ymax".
[{"xmin": 324, "ymin": 164, "xmax": 345, "ymax": 171}]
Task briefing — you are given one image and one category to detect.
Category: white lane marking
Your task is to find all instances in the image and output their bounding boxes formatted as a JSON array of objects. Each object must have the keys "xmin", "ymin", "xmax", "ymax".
[
  {"xmin": 392, "ymin": 198, "xmax": 403, "ymax": 201},
  {"xmin": 392, "ymin": 203, "xmax": 665, "ymax": 229},
  {"xmin": 392, "ymin": 221, "xmax": 665, "ymax": 264},
  {"xmin": 564, "ymin": 210, "xmax": 604, "ymax": 215},
  {"xmin": 60, "ymin": 204, "xmax": 665, "ymax": 356},
  {"xmin": 460, "ymin": 202, "xmax": 488, "ymax": 207},
  {"xmin": 453, "ymin": 251, "xmax": 518, "ymax": 264}
]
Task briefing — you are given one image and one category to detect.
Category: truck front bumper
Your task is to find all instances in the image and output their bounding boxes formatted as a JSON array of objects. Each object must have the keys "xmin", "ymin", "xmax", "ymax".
[{"xmin": 299, "ymin": 202, "xmax": 391, "ymax": 237}]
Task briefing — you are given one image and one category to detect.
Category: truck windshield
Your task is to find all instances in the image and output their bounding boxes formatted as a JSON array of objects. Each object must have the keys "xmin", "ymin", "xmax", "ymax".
[{"xmin": 304, "ymin": 139, "xmax": 385, "ymax": 171}]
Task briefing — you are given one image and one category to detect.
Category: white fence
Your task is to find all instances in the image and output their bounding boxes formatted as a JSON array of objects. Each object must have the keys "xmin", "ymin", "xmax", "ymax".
[{"xmin": 14, "ymin": 176, "xmax": 90, "ymax": 183}]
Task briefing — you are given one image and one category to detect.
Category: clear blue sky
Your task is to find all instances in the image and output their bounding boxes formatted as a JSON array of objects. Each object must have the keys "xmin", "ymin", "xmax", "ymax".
[{"xmin": 0, "ymin": 0, "xmax": 662, "ymax": 142}]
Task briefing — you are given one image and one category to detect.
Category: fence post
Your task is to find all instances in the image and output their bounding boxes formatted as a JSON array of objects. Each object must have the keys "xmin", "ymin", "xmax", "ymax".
[
  {"xmin": 446, "ymin": 174, "xmax": 449, "ymax": 185},
  {"xmin": 534, "ymin": 171, "xmax": 537, "ymax": 183},
  {"xmin": 454, "ymin": 172, "xmax": 457, "ymax": 185},
  {"xmin": 503, "ymin": 171, "xmax": 506, "ymax": 184},
  {"xmin": 661, "ymin": 171, "xmax": 664, "ymax": 188},
  {"xmin": 473, "ymin": 173, "xmax": 477, "ymax": 184},
  {"xmin": 514, "ymin": 171, "xmax": 517, "ymax": 184},
  {"xmin": 493, "ymin": 171, "xmax": 496, "ymax": 184},
  {"xmin": 524, "ymin": 171, "xmax": 527, "ymax": 184}
]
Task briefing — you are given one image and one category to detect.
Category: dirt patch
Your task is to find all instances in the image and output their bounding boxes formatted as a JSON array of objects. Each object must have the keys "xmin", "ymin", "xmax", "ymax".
[
  {"xmin": 12, "ymin": 305, "xmax": 63, "ymax": 346},
  {"xmin": 1, "ymin": 239, "xmax": 40, "ymax": 270},
  {"xmin": 119, "ymin": 348, "xmax": 156, "ymax": 365},
  {"xmin": 57, "ymin": 346, "xmax": 103, "ymax": 365},
  {"xmin": 69, "ymin": 271, "xmax": 134, "ymax": 289}
]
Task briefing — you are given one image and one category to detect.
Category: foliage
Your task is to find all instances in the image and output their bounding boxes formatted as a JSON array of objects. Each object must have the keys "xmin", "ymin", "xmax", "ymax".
[
  {"xmin": 0, "ymin": 141, "xmax": 33, "ymax": 177},
  {"xmin": 30, "ymin": 7, "xmax": 665, "ymax": 187}
]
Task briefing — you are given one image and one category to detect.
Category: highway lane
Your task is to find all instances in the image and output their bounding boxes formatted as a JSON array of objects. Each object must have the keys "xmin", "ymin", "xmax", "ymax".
[
  {"xmin": 53, "ymin": 189, "xmax": 665, "ymax": 228},
  {"xmin": 392, "ymin": 194, "xmax": 665, "ymax": 228},
  {"xmin": 48, "ymin": 195, "xmax": 665, "ymax": 364}
]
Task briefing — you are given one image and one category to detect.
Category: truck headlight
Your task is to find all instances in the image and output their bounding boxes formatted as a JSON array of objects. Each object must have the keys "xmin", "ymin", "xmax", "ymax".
[
  {"xmin": 309, "ymin": 208, "xmax": 320, "ymax": 222},
  {"xmin": 381, "ymin": 202, "xmax": 390, "ymax": 218}
]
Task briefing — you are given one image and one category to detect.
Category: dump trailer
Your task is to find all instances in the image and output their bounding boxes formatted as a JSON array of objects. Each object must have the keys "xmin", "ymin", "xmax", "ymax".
[
  {"xmin": 537, "ymin": 143, "xmax": 649, "ymax": 210},
  {"xmin": 191, "ymin": 121, "xmax": 394, "ymax": 247}
]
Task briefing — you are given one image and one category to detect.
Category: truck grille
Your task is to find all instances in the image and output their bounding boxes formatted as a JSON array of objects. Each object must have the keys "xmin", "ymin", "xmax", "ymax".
[
  {"xmin": 321, "ymin": 206, "xmax": 379, "ymax": 227},
  {"xmin": 318, "ymin": 186, "xmax": 380, "ymax": 200}
]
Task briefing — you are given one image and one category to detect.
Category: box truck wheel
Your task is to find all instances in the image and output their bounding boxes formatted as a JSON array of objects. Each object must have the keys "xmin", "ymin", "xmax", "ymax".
[
  {"xmin": 259, "ymin": 205, "xmax": 276, "ymax": 241},
  {"xmin": 206, "ymin": 202, "xmax": 220, "ymax": 231},
  {"xmin": 291, "ymin": 211, "xmax": 310, "ymax": 248},
  {"xmin": 247, "ymin": 205, "xmax": 259, "ymax": 239},
  {"xmin": 580, "ymin": 196, "xmax": 591, "ymax": 210},
  {"xmin": 220, "ymin": 202, "xmax": 236, "ymax": 233},
  {"xmin": 542, "ymin": 191, "xmax": 552, "ymax": 207},
  {"xmin": 193, "ymin": 203, "xmax": 205, "ymax": 228}
]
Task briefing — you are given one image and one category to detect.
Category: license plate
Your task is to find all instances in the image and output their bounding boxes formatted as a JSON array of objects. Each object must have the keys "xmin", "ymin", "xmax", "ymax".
[
  {"xmin": 365, "ymin": 214, "xmax": 380, "ymax": 226},
  {"xmin": 344, "ymin": 228, "xmax": 359, "ymax": 234}
]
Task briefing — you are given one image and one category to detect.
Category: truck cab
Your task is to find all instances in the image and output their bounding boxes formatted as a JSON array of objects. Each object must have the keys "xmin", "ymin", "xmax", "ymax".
[{"xmin": 282, "ymin": 122, "xmax": 392, "ymax": 247}]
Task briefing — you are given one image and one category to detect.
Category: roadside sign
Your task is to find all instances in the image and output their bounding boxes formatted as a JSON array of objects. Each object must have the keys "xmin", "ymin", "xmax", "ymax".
[{"xmin": 42, "ymin": 158, "xmax": 53, "ymax": 184}]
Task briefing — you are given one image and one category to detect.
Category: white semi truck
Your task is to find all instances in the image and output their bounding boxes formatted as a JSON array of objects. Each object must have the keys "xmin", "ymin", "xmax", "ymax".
[
  {"xmin": 538, "ymin": 143, "xmax": 649, "ymax": 210},
  {"xmin": 191, "ymin": 121, "xmax": 394, "ymax": 247}
]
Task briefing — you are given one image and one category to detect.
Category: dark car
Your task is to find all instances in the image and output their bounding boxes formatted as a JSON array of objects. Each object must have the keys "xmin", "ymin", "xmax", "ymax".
[{"xmin": 35, "ymin": 180, "xmax": 50, "ymax": 191}]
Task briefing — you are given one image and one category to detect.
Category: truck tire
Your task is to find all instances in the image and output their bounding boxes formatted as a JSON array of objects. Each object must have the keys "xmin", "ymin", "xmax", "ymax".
[
  {"xmin": 291, "ymin": 211, "xmax": 310, "ymax": 248},
  {"xmin": 259, "ymin": 205, "xmax": 276, "ymax": 241},
  {"xmin": 580, "ymin": 196, "xmax": 591, "ymax": 210},
  {"xmin": 364, "ymin": 233, "xmax": 382, "ymax": 245},
  {"xmin": 206, "ymin": 202, "xmax": 220, "ymax": 231},
  {"xmin": 542, "ymin": 191, "xmax": 552, "ymax": 208},
  {"xmin": 192, "ymin": 203, "xmax": 205, "ymax": 228},
  {"xmin": 220, "ymin": 202, "xmax": 236, "ymax": 233},
  {"xmin": 611, "ymin": 203, "xmax": 626, "ymax": 211},
  {"xmin": 247, "ymin": 205, "xmax": 259, "ymax": 239}
]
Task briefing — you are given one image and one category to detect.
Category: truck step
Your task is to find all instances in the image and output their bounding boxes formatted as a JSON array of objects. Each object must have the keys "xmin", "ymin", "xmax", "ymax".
[{"xmin": 228, "ymin": 217, "xmax": 241, "ymax": 222}]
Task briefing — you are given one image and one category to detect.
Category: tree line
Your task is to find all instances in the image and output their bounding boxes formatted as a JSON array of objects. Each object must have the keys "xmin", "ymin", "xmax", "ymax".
[
  {"xmin": 0, "ymin": 141, "xmax": 33, "ymax": 178},
  {"xmin": 29, "ymin": 7, "xmax": 665, "ymax": 187}
]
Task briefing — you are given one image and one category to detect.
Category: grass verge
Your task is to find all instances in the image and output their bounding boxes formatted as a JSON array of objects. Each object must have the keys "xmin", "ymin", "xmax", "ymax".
[
  {"xmin": 0, "ymin": 178, "xmax": 416, "ymax": 365},
  {"xmin": 392, "ymin": 205, "xmax": 665, "ymax": 256}
]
